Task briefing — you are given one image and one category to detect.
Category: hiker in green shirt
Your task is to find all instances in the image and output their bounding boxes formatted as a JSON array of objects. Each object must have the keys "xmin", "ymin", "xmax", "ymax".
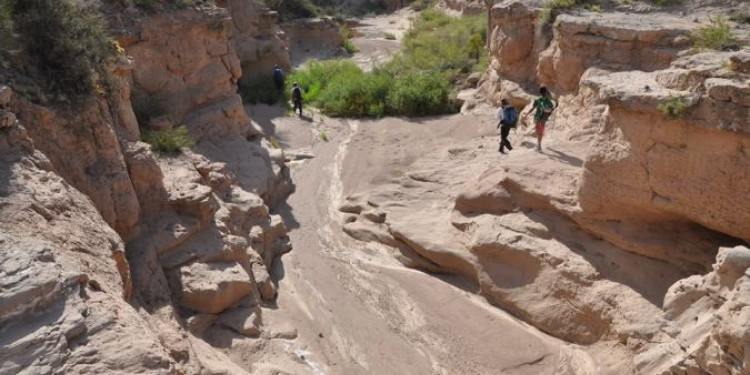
[{"xmin": 522, "ymin": 87, "xmax": 556, "ymax": 151}]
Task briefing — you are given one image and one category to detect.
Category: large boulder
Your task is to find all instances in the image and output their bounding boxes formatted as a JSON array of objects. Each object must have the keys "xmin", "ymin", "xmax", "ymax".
[{"xmin": 179, "ymin": 261, "xmax": 254, "ymax": 314}]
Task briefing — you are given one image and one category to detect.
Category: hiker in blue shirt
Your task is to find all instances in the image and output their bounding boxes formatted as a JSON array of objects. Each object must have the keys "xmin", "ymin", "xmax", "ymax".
[{"xmin": 496, "ymin": 99, "xmax": 518, "ymax": 154}]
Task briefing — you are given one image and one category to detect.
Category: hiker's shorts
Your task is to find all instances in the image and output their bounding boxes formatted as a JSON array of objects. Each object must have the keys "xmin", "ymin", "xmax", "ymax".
[{"xmin": 535, "ymin": 120, "xmax": 546, "ymax": 136}]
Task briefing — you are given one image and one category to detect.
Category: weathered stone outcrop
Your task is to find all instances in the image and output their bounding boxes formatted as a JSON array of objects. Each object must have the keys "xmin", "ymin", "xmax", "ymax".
[
  {"xmin": 282, "ymin": 18, "xmax": 344, "ymax": 66},
  {"xmin": 578, "ymin": 51, "xmax": 750, "ymax": 243},
  {"xmin": 636, "ymin": 245, "xmax": 750, "ymax": 375},
  {"xmin": 7, "ymin": 89, "xmax": 142, "ymax": 238},
  {"xmin": 1, "ymin": 2, "xmax": 295, "ymax": 374},
  {"xmin": 119, "ymin": 9, "xmax": 250, "ymax": 139},
  {"xmin": 0, "ymin": 102, "xmax": 179, "ymax": 375},
  {"xmin": 227, "ymin": 0, "xmax": 290, "ymax": 85},
  {"xmin": 537, "ymin": 13, "xmax": 694, "ymax": 93}
]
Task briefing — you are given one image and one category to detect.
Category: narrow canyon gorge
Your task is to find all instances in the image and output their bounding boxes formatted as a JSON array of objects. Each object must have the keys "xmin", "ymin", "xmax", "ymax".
[{"xmin": 1, "ymin": 0, "xmax": 749, "ymax": 374}]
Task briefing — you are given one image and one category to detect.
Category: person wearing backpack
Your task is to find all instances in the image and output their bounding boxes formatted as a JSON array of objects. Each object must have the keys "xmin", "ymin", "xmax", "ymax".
[
  {"xmin": 522, "ymin": 86, "xmax": 556, "ymax": 151},
  {"xmin": 273, "ymin": 64, "xmax": 285, "ymax": 92},
  {"xmin": 291, "ymin": 82, "xmax": 303, "ymax": 116},
  {"xmin": 496, "ymin": 99, "xmax": 517, "ymax": 154}
]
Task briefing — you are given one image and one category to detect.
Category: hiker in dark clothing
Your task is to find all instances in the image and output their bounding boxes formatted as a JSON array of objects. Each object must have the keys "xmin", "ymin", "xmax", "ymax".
[
  {"xmin": 273, "ymin": 64, "xmax": 284, "ymax": 91},
  {"xmin": 291, "ymin": 82, "xmax": 302, "ymax": 116},
  {"xmin": 496, "ymin": 99, "xmax": 517, "ymax": 154},
  {"xmin": 522, "ymin": 86, "xmax": 556, "ymax": 151}
]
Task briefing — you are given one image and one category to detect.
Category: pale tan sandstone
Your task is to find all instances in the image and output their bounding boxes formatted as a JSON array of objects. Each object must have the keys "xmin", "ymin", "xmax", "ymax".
[
  {"xmin": 178, "ymin": 261, "xmax": 253, "ymax": 314},
  {"xmin": 0, "ymin": 112, "xmax": 178, "ymax": 375},
  {"xmin": 636, "ymin": 246, "xmax": 750, "ymax": 375},
  {"xmin": 282, "ymin": 18, "xmax": 344, "ymax": 66},
  {"xmin": 8, "ymin": 96, "xmax": 141, "ymax": 237},
  {"xmin": 578, "ymin": 51, "xmax": 750, "ymax": 243},
  {"xmin": 227, "ymin": 0, "xmax": 290, "ymax": 84}
]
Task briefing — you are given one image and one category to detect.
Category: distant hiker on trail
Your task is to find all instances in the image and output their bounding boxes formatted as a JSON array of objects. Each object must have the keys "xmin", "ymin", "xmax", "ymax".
[
  {"xmin": 273, "ymin": 64, "xmax": 284, "ymax": 91},
  {"xmin": 496, "ymin": 99, "xmax": 517, "ymax": 154},
  {"xmin": 522, "ymin": 86, "xmax": 556, "ymax": 151},
  {"xmin": 291, "ymin": 82, "xmax": 303, "ymax": 116}
]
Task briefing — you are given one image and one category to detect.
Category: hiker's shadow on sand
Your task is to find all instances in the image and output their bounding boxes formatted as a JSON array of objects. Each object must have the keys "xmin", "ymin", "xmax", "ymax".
[
  {"xmin": 518, "ymin": 141, "xmax": 584, "ymax": 168},
  {"xmin": 297, "ymin": 113, "xmax": 314, "ymax": 122},
  {"xmin": 546, "ymin": 147, "xmax": 583, "ymax": 167}
]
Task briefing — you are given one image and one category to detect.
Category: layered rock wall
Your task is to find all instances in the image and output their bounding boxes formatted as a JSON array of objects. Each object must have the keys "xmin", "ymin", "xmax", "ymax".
[{"xmin": 1, "ymin": 3, "xmax": 294, "ymax": 374}]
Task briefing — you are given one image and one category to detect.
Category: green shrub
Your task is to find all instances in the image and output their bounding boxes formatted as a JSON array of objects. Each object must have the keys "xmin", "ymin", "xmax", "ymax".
[
  {"xmin": 132, "ymin": 92, "xmax": 167, "ymax": 125},
  {"xmin": 287, "ymin": 59, "xmax": 362, "ymax": 103},
  {"xmin": 340, "ymin": 24, "xmax": 358, "ymax": 54},
  {"xmin": 383, "ymin": 32, "xmax": 396, "ymax": 40},
  {"xmin": 317, "ymin": 67, "xmax": 389, "ymax": 117},
  {"xmin": 285, "ymin": 10, "xmax": 485, "ymax": 118},
  {"xmin": 693, "ymin": 15, "xmax": 738, "ymax": 50},
  {"xmin": 11, "ymin": 0, "xmax": 114, "ymax": 98},
  {"xmin": 239, "ymin": 75, "xmax": 283, "ymax": 105},
  {"xmin": 141, "ymin": 125, "xmax": 194, "ymax": 154},
  {"xmin": 342, "ymin": 38, "xmax": 358, "ymax": 54},
  {"xmin": 657, "ymin": 95, "xmax": 689, "ymax": 119},
  {"xmin": 256, "ymin": 0, "xmax": 317, "ymax": 19},
  {"xmin": 537, "ymin": 8, "xmax": 552, "ymax": 27},
  {"xmin": 386, "ymin": 72, "xmax": 454, "ymax": 116}
]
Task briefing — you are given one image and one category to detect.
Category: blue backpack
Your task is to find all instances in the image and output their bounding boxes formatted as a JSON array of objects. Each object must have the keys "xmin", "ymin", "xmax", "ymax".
[{"xmin": 503, "ymin": 106, "xmax": 518, "ymax": 128}]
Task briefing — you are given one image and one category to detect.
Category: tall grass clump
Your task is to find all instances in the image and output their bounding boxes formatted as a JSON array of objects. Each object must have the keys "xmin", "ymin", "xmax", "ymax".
[
  {"xmin": 693, "ymin": 15, "xmax": 738, "ymax": 50},
  {"xmin": 141, "ymin": 125, "xmax": 194, "ymax": 154},
  {"xmin": 9, "ymin": 0, "xmax": 115, "ymax": 99},
  {"xmin": 340, "ymin": 24, "xmax": 358, "ymax": 54},
  {"xmin": 658, "ymin": 95, "xmax": 689, "ymax": 119},
  {"xmin": 387, "ymin": 9, "xmax": 486, "ymax": 79},
  {"xmin": 285, "ymin": 10, "xmax": 485, "ymax": 118}
]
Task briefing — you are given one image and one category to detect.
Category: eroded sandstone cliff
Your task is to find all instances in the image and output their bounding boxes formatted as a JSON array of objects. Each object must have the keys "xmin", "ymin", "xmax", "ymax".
[{"xmin": 1, "ymin": 2, "xmax": 294, "ymax": 374}]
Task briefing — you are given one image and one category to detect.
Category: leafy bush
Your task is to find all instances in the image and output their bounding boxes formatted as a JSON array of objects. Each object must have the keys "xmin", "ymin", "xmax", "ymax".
[
  {"xmin": 386, "ymin": 72, "xmax": 454, "ymax": 116},
  {"xmin": 256, "ymin": 0, "xmax": 317, "ymax": 19},
  {"xmin": 537, "ymin": 8, "xmax": 552, "ymax": 27},
  {"xmin": 132, "ymin": 92, "xmax": 167, "ymax": 125},
  {"xmin": 391, "ymin": 10, "xmax": 486, "ymax": 77},
  {"xmin": 141, "ymin": 125, "xmax": 194, "ymax": 154},
  {"xmin": 317, "ymin": 68, "xmax": 389, "ymax": 117},
  {"xmin": 658, "ymin": 95, "xmax": 689, "ymax": 119},
  {"xmin": 383, "ymin": 32, "xmax": 397, "ymax": 40},
  {"xmin": 239, "ymin": 75, "xmax": 283, "ymax": 105},
  {"xmin": 285, "ymin": 10, "xmax": 486, "ymax": 118},
  {"xmin": 693, "ymin": 15, "xmax": 738, "ymax": 50},
  {"xmin": 340, "ymin": 24, "xmax": 358, "ymax": 54},
  {"xmin": 11, "ymin": 0, "xmax": 114, "ymax": 98},
  {"xmin": 342, "ymin": 38, "xmax": 358, "ymax": 54}
]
